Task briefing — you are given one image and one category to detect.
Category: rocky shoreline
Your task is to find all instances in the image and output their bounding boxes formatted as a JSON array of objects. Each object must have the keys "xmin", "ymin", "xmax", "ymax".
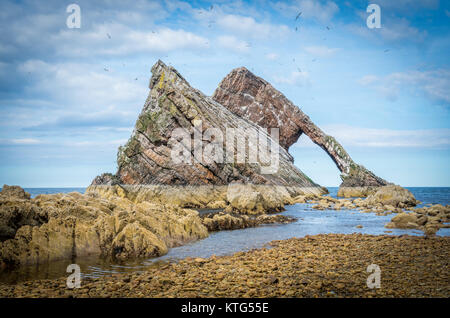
[
  {"xmin": 1, "ymin": 183, "xmax": 449, "ymax": 274},
  {"xmin": 0, "ymin": 233, "xmax": 448, "ymax": 298},
  {"xmin": 0, "ymin": 184, "xmax": 313, "ymax": 272}
]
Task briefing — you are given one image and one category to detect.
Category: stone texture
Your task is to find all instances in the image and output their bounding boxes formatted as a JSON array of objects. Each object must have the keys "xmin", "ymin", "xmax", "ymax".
[
  {"xmin": 92, "ymin": 60, "xmax": 323, "ymax": 192},
  {"xmin": 212, "ymin": 67, "xmax": 388, "ymax": 194},
  {"xmin": 86, "ymin": 184, "xmax": 321, "ymax": 214},
  {"xmin": 0, "ymin": 185, "xmax": 30, "ymax": 200},
  {"xmin": 0, "ymin": 186, "xmax": 208, "ymax": 271},
  {"xmin": 385, "ymin": 204, "xmax": 450, "ymax": 235},
  {"xmin": 365, "ymin": 185, "xmax": 417, "ymax": 208},
  {"xmin": 2, "ymin": 234, "xmax": 449, "ymax": 298},
  {"xmin": 201, "ymin": 212, "xmax": 295, "ymax": 232}
]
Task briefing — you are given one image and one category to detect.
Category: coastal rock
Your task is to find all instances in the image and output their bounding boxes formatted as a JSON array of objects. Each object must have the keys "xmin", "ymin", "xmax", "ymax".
[
  {"xmin": 0, "ymin": 187, "xmax": 208, "ymax": 270},
  {"xmin": 386, "ymin": 204, "xmax": 450, "ymax": 235},
  {"xmin": 201, "ymin": 212, "xmax": 295, "ymax": 231},
  {"xmin": 365, "ymin": 185, "xmax": 417, "ymax": 208},
  {"xmin": 336, "ymin": 186, "xmax": 377, "ymax": 198},
  {"xmin": 225, "ymin": 183, "xmax": 288, "ymax": 214},
  {"xmin": 86, "ymin": 184, "xmax": 315, "ymax": 213},
  {"xmin": 92, "ymin": 61, "xmax": 323, "ymax": 193},
  {"xmin": 89, "ymin": 60, "xmax": 327, "ymax": 213},
  {"xmin": 212, "ymin": 67, "xmax": 388, "ymax": 195},
  {"xmin": 385, "ymin": 212, "xmax": 419, "ymax": 229},
  {"xmin": 0, "ymin": 185, "xmax": 30, "ymax": 200}
]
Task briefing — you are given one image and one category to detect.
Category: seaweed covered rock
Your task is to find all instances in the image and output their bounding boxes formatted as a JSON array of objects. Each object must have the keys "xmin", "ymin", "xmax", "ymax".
[
  {"xmin": 385, "ymin": 204, "xmax": 450, "ymax": 235},
  {"xmin": 201, "ymin": 212, "xmax": 295, "ymax": 231}
]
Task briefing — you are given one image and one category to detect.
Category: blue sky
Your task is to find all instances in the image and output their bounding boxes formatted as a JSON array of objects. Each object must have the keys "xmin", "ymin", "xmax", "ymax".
[{"xmin": 0, "ymin": 0, "xmax": 449, "ymax": 187}]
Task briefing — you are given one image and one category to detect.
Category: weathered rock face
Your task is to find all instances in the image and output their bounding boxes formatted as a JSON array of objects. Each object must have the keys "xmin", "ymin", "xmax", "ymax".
[
  {"xmin": 212, "ymin": 67, "xmax": 388, "ymax": 194},
  {"xmin": 0, "ymin": 185, "xmax": 30, "ymax": 200},
  {"xmin": 385, "ymin": 204, "xmax": 450, "ymax": 236},
  {"xmin": 201, "ymin": 212, "xmax": 295, "ymax": 232},
  {"xmin": 365, "ymin": 185, "xmax": 417, "ymax": 208},
  {"xmin": 86, "ymin": 183, "xmax": 319, "ymax": 214},
  {"xmin": 92, "ymin": 60, "xmax": 323, "ymax": 193},
  {"xmin": 0, "ymin": 186, "xmax": 208, "ymax": 270}
]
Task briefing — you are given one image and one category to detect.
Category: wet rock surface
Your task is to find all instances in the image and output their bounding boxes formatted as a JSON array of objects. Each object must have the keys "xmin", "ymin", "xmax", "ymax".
[
  {"xmin": 1, "ymin": 234, "xmax": 448, "ymax": 298},
  {"xmin": 0, "ymin": 186, "xmax": 208, "ymax": 271},
  {"xmin": 201, "ymin": 212, "xmax": 296, "ymax": 232},
  {"xmin": 386, "ymin": 204, "xmax": 450, "ymax": 235}
]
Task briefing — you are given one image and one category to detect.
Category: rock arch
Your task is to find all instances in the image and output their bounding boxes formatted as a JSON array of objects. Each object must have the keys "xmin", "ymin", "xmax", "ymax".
[{"xmin": 212, "ymin": 67, "xmax": 388, "ymax": 195}]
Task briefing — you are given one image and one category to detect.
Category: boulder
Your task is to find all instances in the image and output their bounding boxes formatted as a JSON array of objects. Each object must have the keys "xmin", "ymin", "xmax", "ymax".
[
  {"xmin": 365, "ymin": 185, "xmax": 417, "ymax": 208},
  {"xmin": 387, "ymin": 212, "xmax": 419, "ymax": 229}
]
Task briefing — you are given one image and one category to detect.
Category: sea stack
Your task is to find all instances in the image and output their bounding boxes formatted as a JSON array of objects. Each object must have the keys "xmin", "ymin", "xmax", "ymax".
[
  {"xmin": 88, "ymin": 60, "xmax": 326, "ymax": 212},
  {"xmin": 212, "ymin": 67, "xmax": 388, "ymax": 197}
]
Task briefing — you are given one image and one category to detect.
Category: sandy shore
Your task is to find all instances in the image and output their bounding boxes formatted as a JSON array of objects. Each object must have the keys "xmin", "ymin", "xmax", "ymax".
[{"xmin": 0, "ymin": 233, "xmax": 448, "ymax": 298}]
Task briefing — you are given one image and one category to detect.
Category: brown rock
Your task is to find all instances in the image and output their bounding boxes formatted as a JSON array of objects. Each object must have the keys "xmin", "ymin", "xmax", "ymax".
[
  {"xmin": 212, "ymin": 67, "xmax": 388, "ymax": 192},
  {"xmin": 365, "ymin": 185, "xmax": 417, "ymax": 208}
]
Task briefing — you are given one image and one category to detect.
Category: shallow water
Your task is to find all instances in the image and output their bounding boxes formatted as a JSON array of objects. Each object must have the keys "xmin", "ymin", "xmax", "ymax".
[{"xmin": 1, "ymin": 187, "xmax": 449, "ymax": 284}]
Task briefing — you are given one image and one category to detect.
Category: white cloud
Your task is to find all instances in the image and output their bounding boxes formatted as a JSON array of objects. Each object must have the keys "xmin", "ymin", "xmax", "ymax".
[
  {"xmin": 296, "ymin": 0, "xmax": 339, "ymax": 23},
  {"xmin": 295, "ymin": 125, "xmax": 450, "ymax": 149},
  {"xmin": 375, "ymin": 0, "xmax": 439, "ymax": 12},
  {"xmin": 348, "ymin": 17, "xmax": 427, "ymax": 44},
  {"xmin": 379, "ymin": 19, "xmax": 428, "ymax": 42},
  {"xmin": 358, "ymin": 75, "xmax": 378, "ymax": 86},
  {"xmin": 18, "ymin": 59, "xmax": 147, "ymax": 108},
  {"xmin": 54, "ymin": 24, "xmax": 210, "ymax": 57},
  {"xmin": 10, "ymin": 138, "xmax": 41, "ymax": 145},
  {"xmin": 359, "ymin": 69, "xmax": 450, "ymax": 104},
  {"xmin": 274, "ymin": 70, "xmax": 310, "ymax": 86},
  {"xmin": 216, "ymin": 14, "xmax": 289, "ymax": 39},
  {"xmin": 216, "ymin": 35, "xmax": 250, "ymax": 53},
  {"xmin": 274, "ymin": 0, "xmax": 339, "ymax": 23},
  {"xmin": 304, "ymin": 45, "xmax": 340, "ymax": 57},
  {"xmin": 265, "ymin": 53, "xmax": 279, "ymax": 60},
  {"xmin": 69, "ymin": 139, "xmax": 128, "ymax": 147}
]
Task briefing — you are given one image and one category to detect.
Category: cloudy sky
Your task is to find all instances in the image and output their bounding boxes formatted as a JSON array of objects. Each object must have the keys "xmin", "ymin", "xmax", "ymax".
[{"xmin": 0, "ymin": 0, "xmax": 449, "ymax": 187}]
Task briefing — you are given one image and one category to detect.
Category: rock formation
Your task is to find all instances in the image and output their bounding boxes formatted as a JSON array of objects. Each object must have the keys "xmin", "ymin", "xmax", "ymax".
[
  {"xmin": 212, "ymin": 67, "xmax": 388, "ymax": 196},
  {"xmin": 90, "ymin": 60, "xmax": 326, "ymax": 211},
  {"xmin": 0, "ymin": 185, "xmax": 208, "ymax": 270},
  {"xmin": 385, "ymin": 204, "xmax": 450, "ymax": 236}
]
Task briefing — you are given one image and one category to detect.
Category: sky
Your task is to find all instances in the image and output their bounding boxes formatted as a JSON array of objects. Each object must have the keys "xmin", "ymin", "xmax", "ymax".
[{"xmin": 0, "ymin": 0, "xmax": 449, "ymax": 187}]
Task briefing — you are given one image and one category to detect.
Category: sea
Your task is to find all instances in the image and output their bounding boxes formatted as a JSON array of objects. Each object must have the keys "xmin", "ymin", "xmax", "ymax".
[{"xmin": 1, "ymin": 187, "xmax": 448, "ymax": 284}]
